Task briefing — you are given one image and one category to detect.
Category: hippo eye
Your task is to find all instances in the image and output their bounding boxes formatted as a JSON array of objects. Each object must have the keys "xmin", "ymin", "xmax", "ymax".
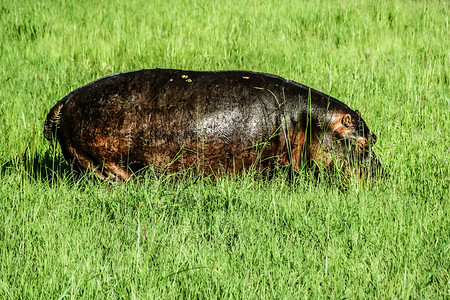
[
  {"xmin": 359, "ymin": 123, "xmax": 365, "ymax": 135},
  {"xmin": 359, "ymin": 121, "xmax": 370, "ymax": 137}
]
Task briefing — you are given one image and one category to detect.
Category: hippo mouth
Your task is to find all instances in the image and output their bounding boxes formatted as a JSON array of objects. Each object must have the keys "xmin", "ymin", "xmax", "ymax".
[
  {"xmin": 358, "ymin": 150, "xmax": 386, "ymax": 178},
  {"xmin": 329, "ymin": 137, "xmax": 385, "ymax": 179}
]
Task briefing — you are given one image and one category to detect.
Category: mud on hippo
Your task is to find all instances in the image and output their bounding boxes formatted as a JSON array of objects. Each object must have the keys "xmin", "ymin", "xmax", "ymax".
[{"xmin": 44, "ymin": 69, "xmax": 384, "ymax": 181}]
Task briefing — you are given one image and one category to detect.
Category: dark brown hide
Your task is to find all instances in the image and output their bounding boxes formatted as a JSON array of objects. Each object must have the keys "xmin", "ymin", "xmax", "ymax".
[{"xmin": 44, "ymin": 69, "xmax": 382, "ymax": 180}]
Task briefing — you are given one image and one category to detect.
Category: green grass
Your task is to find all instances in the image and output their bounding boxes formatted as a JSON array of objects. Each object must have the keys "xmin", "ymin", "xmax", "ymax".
[{"xmin": 0, "ymin": 0, "xmax": 449, "ymax": 298}]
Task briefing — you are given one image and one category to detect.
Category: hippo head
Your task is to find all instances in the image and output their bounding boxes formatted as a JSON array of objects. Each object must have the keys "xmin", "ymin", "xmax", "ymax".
[
  {"xmin": 320, "ymin": 109, "xmax": 384, "ymax": 178},
  {"xmin": 333, "ymin": 110, "xmax": 376, "ymax": 156}
]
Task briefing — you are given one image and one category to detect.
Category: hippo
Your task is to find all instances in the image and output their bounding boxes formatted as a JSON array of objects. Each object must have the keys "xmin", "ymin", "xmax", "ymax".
[{"xmin": 44, "ymin": 69, "xmax": 383, "ymax": 181}]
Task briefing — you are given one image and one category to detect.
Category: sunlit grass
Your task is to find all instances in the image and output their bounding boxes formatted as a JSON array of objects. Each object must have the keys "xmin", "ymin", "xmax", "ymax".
[{"xmin": 0, "ymin": 0, "xmax": 448, "ymax": 298}]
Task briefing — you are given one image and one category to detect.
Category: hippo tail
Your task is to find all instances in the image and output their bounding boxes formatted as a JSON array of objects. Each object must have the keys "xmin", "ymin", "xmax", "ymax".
[{"xmin": 43, "ymin": 97, "xmax": 67, "ymax": 141}]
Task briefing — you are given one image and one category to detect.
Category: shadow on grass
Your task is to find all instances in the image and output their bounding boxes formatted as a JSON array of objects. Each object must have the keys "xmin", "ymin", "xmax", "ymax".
[{"xmin": 0, "ymin": 148, "xmax": 83, "ymax": 185}]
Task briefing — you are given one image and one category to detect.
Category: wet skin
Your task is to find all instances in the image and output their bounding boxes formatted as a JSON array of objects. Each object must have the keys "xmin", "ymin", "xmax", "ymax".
[{"xmin": 44, "ymin": 69, "xmax": 382, "ymax": 181}]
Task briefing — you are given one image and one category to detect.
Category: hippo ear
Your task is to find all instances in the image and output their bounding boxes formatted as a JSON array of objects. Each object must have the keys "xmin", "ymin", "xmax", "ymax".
[
  {"xmin": 342, "ymin": 114, "xmax": 352, "ymax": 128},
  {"xmin": 355, "ymin": 110, "xmax": 361, "ymax": 116}
]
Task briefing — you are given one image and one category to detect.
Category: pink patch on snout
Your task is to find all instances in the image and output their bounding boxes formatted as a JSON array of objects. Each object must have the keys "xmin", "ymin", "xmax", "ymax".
[{"xmin": 357, "ymin": 137, "xmax": 370, "ymax": 155}]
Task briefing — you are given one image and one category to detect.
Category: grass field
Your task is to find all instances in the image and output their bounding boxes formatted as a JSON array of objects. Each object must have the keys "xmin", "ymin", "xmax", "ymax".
[{"xmin": 0, "ymin": 0, "xmax": 449, "ymax": 298}]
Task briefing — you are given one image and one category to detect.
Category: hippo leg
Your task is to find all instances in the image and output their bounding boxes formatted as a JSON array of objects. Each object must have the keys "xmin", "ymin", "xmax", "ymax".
[
  {"xmin": 63, "ymin": 144, "xmax": 106, "ymax": 180},
  {"xmin": 59, "ymin": 136, "xmax": 130, "ymax": 181},
  {"xmin": 103, "ymin": 162, "xmax": 131, "ymax": 181}
]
